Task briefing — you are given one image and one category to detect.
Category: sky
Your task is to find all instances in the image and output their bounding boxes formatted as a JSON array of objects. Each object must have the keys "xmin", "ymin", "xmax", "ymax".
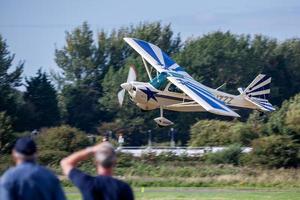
[{"xmin": 1, "ymin": 0, "xmax": 300, "ymax": 79}]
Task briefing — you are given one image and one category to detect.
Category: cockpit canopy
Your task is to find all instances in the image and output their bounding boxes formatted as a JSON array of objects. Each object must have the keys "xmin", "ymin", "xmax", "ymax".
[{"xmin": 150, "ymin": 72, "xmax": 183, "ymax": 93}]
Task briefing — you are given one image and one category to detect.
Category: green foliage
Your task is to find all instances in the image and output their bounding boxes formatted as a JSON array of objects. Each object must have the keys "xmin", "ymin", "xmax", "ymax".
[
  {"xmin": 266, "ymin": 93, "xmax": 300, "ymax": 142},
  {"xmin": 230, "ymin": 123, "xmax": 259, "ymax": 146},
  {"xmin": 38, "ymin": 150, "xmax": 69, "ymax": 166},
  {"xmin": 61, "ymin": 84, "xmax": 102, "ymax": 132},
  {"xmin": 205, "ymin": 144, "xmax": 243, "ymax": 165},
  {"xmin": 23, "ymin": 70, "xmax": 60, "ymax": 130},
  {"xmin": 285, "ymin": 94, "xmax": 300, "ymax": 142},
  {"xmin": 266, "ymin": 100, "xmax": 289, "ymax": 135},
  {"xmin": 35, "ymin": 125, "xmax": 91, "ymax": 167},
  {"xmin": 272, "ymin": 39, "xmax": 300, "ymax": 104},
  {"xmin": 249, "ymin": 135, "xmax": 299, "ymax": 168},
  {"xmin": 0, "ymin": 112, "xmax": 14, "ymax": 152},
  {"xmin": 178, "ymin": 32, "xmax": 300, "ymax": 106},
  {"xmin": 116, "ymin": 152, "xmax": 136, "ymax": 168},
  {"xmin": 0, "ymin": 34, "xmax": 24, "ymax": 131},
  {"xmin": 0, "ymin": 34, "xmax": 23, "ymax": 91},
  {"xmin": 230, "ymin": 123, "xmax": 253, "ymax": 145},
  {"xmin": 61, "ymin": 152, "xmax": 300, "ymax": 188},
  {"xmin": 55, "ymin": 22, "xmax": 103, "ymax": 132},
  {"xmin": 189, "ymin": 119, "xmax": 261, "ymax": 147},
  {"xmin": 188, "ymin": 93, "xmax": 300, "ymax": 168},
  {"xmin": 37, "ymin": 125, "xmax": 90, "ymax": 152},
  {"xmin": 0, "ymin": 154, "xmax": 13, "ymax": 173},
  {"xmin": 189, "ymin": 120, "xmax": 235, "ymax": 146},
  {"xmin": 177, "ymin": 32, "xmax": 275, "ymax": 94},
  {"xmin": 55, "ymin": 22, "xmax": 101, "ymax": 85}
]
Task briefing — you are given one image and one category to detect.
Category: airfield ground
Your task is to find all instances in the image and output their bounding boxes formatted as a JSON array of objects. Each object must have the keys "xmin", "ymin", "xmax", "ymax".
[{"xmin": 65, "ymin": 187, "xmax": 300, "ymax": 200}]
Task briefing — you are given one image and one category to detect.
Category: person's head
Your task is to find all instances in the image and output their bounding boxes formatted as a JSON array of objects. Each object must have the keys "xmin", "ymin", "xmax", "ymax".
[
  {"xmin": 12, "ymin": 137, "xmax": 37, "ymax": 165},
  {"xmin": 94, "ymin": 142, "xmax": 116, "ymax": 175}
]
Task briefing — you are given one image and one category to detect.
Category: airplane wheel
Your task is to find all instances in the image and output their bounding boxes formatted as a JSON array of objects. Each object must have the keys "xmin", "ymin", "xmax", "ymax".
[{"xmin": 140, "ymin": 109, "xmax": 150, "ymax": 112}]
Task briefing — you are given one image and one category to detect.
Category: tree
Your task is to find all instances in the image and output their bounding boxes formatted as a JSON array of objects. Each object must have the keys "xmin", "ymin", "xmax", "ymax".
[
  {"xmin": 230, "ymin": 123, "xmax": 259, "ymax": 146},
  {"xmin": 205, "ymin": 144, "xmax": 243, "ymax": 165},
  {"xmin": 249, "ymin": 135, "xmax": 299, "ymax": 168},
  {"xmin": 55, "ymin": 22, "xmax": 102, "ymax": 86},
  {"xmin": 189, "ymin": 120, "xmax": 235, "ymax": 146},
  {"xmin": 61, "ymin": 84, "xmax": 101, "ymax": 132},
  {"xmin": 271, "ymin": 39, "xmax": 300, "ymax": 104},
  {"xmin": 24, "ymin": 70, "xmax": 60, "ymax": 130},
  {"xmin": 36, "ymin": 125, "xmax": 90, "ymax": 165},
  {"xmin": 266, "ymin": 93, "xmax": 300, "ymax": 142},
  {"xmin": 284, "ymin": 94, "xmax": 300, "ymax": 143},
  {"xmin": 230, "ymin": 111, "xmax": 266, "ymax": 146},
  {"xmin": 37, "ymin": 125, "xmax": 90, "ymax": 152},
  {"xmin": 55, "ymin": 22, "xmax": 103, "ymax": 132},
  {"xmin": 177, "ymin": 32, "xmax": 256, "ymax": 91},
  {"xmin": 0, "ymin": 34, "xmax": 24, "ymax": 130},
  {"xmin": 0, "ymin": 112, "xmax": 14, "ymax": 152}
]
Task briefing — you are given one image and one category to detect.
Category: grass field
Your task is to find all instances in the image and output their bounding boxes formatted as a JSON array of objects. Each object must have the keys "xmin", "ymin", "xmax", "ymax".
[{"xmin": 65, "ymin": 187, "xmax": 300, "ymax": 200}]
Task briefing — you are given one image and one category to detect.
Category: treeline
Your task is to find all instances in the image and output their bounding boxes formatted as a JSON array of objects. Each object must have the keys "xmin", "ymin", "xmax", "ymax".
[
  {"xmin": 190, "ymin": 92, "xmax": 300, "ymax": 168},
  {"xmin": 1, "ymin": 21, "xmax": 300, "ymax": 151}
]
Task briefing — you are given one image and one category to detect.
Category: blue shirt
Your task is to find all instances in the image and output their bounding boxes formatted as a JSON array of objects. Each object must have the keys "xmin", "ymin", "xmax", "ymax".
[
  {"xmin": 0, "ymin": 161, "xmax": 66, "ymax": 200},
  {"xmin": 69, "ymin": 168, "xmax": 134, "ymax": 200}
]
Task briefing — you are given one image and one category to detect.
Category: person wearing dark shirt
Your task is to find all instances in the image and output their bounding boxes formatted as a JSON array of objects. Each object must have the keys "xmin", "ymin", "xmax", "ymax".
[
  {"xmin": 60, "ymin": 142, "xmax": 134, "ymax": 200},
  {"xmin": 0, "ymin": 137, "xmax": 66, "ymax": 200}
]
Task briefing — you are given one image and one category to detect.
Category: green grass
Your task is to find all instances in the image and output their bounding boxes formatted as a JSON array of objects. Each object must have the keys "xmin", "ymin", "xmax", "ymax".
[{"xmin": 65, "ymin": 187, "xmax": 300, "ymax": 200}]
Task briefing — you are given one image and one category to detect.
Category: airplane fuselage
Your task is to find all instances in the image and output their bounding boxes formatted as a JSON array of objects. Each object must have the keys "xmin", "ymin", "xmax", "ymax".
[{"xmin": 121, "ymin": 81, "xmax": 257, "ymax": 113}]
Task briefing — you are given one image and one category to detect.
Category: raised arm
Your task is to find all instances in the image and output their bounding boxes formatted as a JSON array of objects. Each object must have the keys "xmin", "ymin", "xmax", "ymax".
[{"xmin": 60, "ymin": 143, "xmax": 103, "ymax": 176}]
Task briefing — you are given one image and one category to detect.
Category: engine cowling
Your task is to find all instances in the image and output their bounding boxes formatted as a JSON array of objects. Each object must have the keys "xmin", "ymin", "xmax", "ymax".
[{"xmin": 132, "ymin": 87, "xmax": 148, "ymax": 104}]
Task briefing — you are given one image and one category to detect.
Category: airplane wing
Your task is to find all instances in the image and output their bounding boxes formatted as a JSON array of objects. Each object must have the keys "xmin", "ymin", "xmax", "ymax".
[
  {"xmin": 123, "ymin": 37, "xmax": 191, "ymax": 78},
  {"xmin": 167, "ymin": 76, "xmax": 240, "ymax": 117}
]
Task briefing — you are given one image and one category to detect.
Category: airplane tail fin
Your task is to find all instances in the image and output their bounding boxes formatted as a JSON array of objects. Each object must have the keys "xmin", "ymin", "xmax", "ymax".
[{"xmin": 238, "ymin": 74, "xmax": 275, "ymax": 112}]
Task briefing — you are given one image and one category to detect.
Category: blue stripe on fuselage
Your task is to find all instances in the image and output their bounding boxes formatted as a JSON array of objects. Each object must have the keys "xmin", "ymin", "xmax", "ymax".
[
  {"xmin": 185, "ymin": 81, "xmax": 226, "ymax": 106},
  {"xmin": 183, "ymin": 81, "xmax": 227, "ymax": 111}
]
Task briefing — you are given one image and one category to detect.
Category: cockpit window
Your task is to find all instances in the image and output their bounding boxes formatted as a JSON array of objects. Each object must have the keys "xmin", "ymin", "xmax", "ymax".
[
  {"xmin": 150, "ymin": 72, "xmax": 168, "ymax": 90},
  {"xmin": 168, "ymin": 84, "xmax": 183, "ymax": 93}
]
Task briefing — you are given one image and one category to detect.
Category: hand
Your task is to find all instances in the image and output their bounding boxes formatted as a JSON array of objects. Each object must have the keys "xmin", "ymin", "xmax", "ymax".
[{"xmin": 90, "ymin": 142, "xmax": 110, "ymax": 153}]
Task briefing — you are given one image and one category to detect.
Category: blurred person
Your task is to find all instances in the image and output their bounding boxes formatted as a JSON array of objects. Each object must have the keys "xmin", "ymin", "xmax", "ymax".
[
  {"xmin": 0, "ymin": 137, "xmax": 66, "ymax": 200},
  {"xmin": 60, "ymin": 142, "xmax": 134, "ymax": 200}
]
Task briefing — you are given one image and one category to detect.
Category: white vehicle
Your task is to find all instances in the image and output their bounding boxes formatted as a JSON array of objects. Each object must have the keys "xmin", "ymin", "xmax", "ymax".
[{"xmin": 118, "ymin": 38, "xmax": 275, "ymax": 127}]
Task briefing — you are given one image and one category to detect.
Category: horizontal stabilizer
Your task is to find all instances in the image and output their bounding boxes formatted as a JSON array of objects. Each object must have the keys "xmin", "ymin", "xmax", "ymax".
[{"xmin": 244, "ymin": 97, "xmax": 275, "ymax": 112}]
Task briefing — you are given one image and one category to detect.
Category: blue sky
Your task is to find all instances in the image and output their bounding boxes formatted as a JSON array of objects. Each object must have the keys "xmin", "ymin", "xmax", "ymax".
[{"xmin": 1, "ymin": 0, "xmax": 300, "ymax": 78}]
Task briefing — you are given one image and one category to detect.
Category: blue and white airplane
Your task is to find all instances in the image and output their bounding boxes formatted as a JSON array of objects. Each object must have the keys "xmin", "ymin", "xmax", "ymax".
[{"xmin": 118, "ymin": 38, "xmax": 275, "ymax": 127}]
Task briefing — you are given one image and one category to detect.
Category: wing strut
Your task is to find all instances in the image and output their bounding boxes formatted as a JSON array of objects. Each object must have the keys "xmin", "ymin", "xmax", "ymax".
[
  {"xmin": 160, "ymin": 106, "xmax": 164, "ymax": 117},
  {"xmin": 142, "ymin": 58, "xmax": 153, "ymax": 81}
]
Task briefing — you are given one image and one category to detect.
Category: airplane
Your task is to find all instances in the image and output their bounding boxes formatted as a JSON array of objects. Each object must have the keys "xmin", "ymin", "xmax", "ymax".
[{"xmin": 118, "ymin": 37, "xmax": 275, "ymax": 127}]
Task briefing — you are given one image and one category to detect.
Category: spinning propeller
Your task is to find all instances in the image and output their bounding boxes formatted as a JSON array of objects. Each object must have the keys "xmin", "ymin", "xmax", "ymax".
[{"xmin": 117, "ymin": 66, "xmax": 137, "ymax": 106}]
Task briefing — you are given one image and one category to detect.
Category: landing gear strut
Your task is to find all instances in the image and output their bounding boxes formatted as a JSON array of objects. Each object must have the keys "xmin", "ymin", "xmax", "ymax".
[{"xmin": 154, "ymin": 107, "xmax": 174, "ymax": 127}]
